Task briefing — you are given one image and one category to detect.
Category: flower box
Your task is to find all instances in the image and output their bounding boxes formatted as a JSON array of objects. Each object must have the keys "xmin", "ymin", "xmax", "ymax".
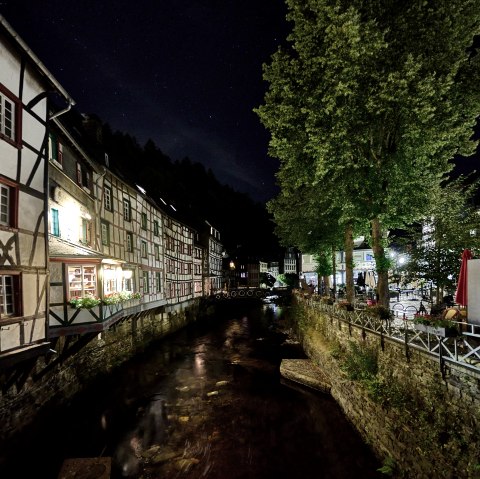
[{"xmin": 414, "ymin": 323, "xmax": 458, "ymax": 337}]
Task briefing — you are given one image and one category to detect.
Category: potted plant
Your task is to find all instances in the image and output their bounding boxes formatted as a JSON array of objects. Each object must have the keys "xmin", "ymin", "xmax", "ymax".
[
  {"xmin": 413, "ymin": 314, "xmax": 459, "ymax": 337},
  {"xmin": 69, "ymin": 293, "xmax": 101, "ymax": 309},
  {"xmin": 365, "ymin": 305, "xmax": 392, "ymax": 320}
]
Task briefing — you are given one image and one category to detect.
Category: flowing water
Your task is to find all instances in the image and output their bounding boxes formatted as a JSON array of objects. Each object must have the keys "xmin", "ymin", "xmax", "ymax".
[{"xmin": 1, "ymin": 301, "xmax": 383, "ymax": 478}]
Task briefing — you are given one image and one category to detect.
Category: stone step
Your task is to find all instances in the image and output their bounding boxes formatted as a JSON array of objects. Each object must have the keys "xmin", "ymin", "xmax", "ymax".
[{"xmin": 280, "ymin": 359, "xmax": 332, "ymax": 394}]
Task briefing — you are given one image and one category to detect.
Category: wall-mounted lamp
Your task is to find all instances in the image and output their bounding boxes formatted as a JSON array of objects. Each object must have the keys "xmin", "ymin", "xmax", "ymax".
[
  {"xmin": 229, "ymin": 261, "xmax": 235, "ymax": 270},
  {"xmin": 123, "ymin": 270, "xmax": 133, "ymax": 279}
]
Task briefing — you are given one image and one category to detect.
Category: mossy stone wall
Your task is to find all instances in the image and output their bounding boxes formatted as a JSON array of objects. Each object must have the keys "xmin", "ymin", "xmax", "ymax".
[
  {"xmin": 0, "ymin": 301, "xmax": 202, "ymax": 444},
  {"xmin": 293, "ymin": 299, "xmax": 480, "ymax": 479}
]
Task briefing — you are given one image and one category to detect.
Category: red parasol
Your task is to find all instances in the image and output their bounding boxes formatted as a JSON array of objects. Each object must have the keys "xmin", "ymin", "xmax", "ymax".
[{"xmin": 455, "ymin": 249, "xmax": 473, "ymax": 306}]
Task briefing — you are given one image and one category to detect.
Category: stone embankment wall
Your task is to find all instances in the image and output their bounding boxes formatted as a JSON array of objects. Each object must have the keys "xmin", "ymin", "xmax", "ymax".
[
  {"xmin": 292, "ymin": 298, "xmax": 480, "ymax": 479},
  {"xmin": 0, "ymin": 300, "xmax": 205, "ymax": 444}
]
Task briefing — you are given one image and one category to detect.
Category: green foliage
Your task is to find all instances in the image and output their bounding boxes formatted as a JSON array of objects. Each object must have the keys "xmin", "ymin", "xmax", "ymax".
[
  {"xmin": 277, "ymin": 273, "xmax": 298, "ymax": 287},
  {"xmin": 256, "ymin": 0, "xmax": 480, "ymax": 304},
  {"xmin": 341, "ymin": 341, "xmax": 378, "ymax": 381},
  {"xmin": 314, "ymin": 251, "xmax": 333, "ymax": 276},
  {"xmin": 377, "ymin": 456, "xmax": 396, "ymax": 476},
  {"xmin": 365, "ymin": 305, "xmax": 392, "ymax": 320},
  {"xmin": 69, "ymin": 294, "xmax": 101, "ymax": 309}
]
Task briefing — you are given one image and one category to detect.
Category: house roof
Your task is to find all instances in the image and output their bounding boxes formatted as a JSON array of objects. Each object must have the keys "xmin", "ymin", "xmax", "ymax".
[{"xmin": 49, "ymin": 236, "xmax": 106, "ymax": 260}]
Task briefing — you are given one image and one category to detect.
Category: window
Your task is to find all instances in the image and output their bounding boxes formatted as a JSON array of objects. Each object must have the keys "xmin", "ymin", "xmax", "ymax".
[
  {"xmin": 155, "ymin": 272, "xmax": 162, "ymax": 293},
  {"xmin": 0, "ymin": 181, "xmax": 17, "ymax": 228},
  {"xmin": 141, "ymin": 240, "xmax": 148, "ymax": 258},
  {"xmin": 68, "ymin": 265, "xmax": 97, "ymax": 299},
  {"xmin": 103, "ymin": 265, "xmax": 119, "ymax": 294},
  {"xmin": 81, "ymin": 218, "xmax": 91, "ymax": 245},
  {"xmin": 49, "ymin": 134, "xmax": 63, "ymax": 166},
  {"xmin": 76, "ymin": 162, "xmax": 91, "ymax": 190},
  {"xmin": 123, "ymin": 198, "xmax": 131, "ymax": 221},
  {"xmin": 141, "ymin": 213, "xmax": 147, "ymax": 230},
  {"xmin": 51, "ymin": 208, "xmax": 60, "ymax": 236},
  {"xmin": 126, "ymin": 232, "xmax": 133, "ymax": 252},
  {"xmin": 0, "ymin": 274, "xmax": 20, "ymax": 318},
  {"xmin": 0, "ymin": 183, "xmax": 10, "ymax": 226},
  {"xmin": 101, "ymin": 220, "xmax": 110, "ymax": 246},
  {"xmin": 143, "ymin": 270, "xmax": 149, "ymax": 293},
  {"xmin": 0, "ymin": 86, "xmax": 20, "ymax": 146},
  {"xmin": 154, "ymin": 244, "xmax": 160, "ymax": 261},
  {"xmin": 153, "ymin": 220, "xmax": 159, "ymax": 236},
  {"xmin": 104, "ymin": 185, "xmax": 112, "ymax": 211}
]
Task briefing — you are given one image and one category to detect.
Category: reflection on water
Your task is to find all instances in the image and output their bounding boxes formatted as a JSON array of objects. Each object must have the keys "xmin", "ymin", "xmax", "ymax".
[
  {"xmin": 106, "ymin": 304, "xmax": 382, "ymax": 478},
  {"xmin": 0, "ymin": 303, "xmax": 382, "ymax": 479}
]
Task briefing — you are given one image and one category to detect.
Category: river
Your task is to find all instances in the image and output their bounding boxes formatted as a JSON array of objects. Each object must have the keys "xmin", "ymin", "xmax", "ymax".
[{"xmin": 2, "ymin": 301, "xmax": 383, "ymax": 478}]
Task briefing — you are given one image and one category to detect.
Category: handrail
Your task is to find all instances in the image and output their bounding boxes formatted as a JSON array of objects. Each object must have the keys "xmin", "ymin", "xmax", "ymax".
[{"xmin": 301, "ymin": 297, "xmax": 480, "ymax": 374}]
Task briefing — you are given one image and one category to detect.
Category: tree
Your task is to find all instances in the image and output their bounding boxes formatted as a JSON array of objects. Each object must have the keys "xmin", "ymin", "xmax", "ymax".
[
  {"xmin": 257, "ymin": 0, "xmax": 480, "ymax": 307},
  {"xmin": 399, "ymin": 178, "xmax": 480, "ymax": 304}
]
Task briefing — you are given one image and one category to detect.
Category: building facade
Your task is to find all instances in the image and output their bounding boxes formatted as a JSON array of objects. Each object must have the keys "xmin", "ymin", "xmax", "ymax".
[{"xmin": 0, "ymin": 16, "xmax": 74, "ymax": 366}]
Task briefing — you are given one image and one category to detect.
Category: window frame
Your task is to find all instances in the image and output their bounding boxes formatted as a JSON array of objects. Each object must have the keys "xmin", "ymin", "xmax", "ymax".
[
  {"xmin": 0, "ymin": 272, "xmax": 21, "ymax": 319},
  {"xmin": 143, "ymin": 270, "xmax": 149, "ymax": 293},
  {"xmin": 141, "ymin": 212, "xmax": 148, "ymax": 230},
  {"xmin": 0, "ymin": 84, "xmax": 21, "ymax": 148},
  {"xmin": 126, "ymin": 232, "xmax": 134, "ymax": 252},
  {"xmin": 141, "ymin": 240, "xmax": 148, "ymax": 258},
  {"xmin": 51, "ymin": 208, "xmax": 60, "ymax": 236},
  {"xmin": 123, "ymin": 198, "xmax": 131, "ymax": 221},
  {"xmin": 104, "ymin": 184, "xmax": 113, "ymax": 211},
  {"xmin": 101, "ymin": 220, "xmax": 110, "ymax": 246},
  {"xmin": 0, "ymin": 178, "xmax": 18, "ymax": 229},
  {"xmin": 67, "ymin": 265, "xmax": 97, "ymax": 300}
]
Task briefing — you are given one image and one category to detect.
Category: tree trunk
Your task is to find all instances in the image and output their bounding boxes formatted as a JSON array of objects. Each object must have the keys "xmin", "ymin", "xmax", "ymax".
[
  {"xmin": 345, "ymin": 223, "xmax": 355, "ymax": 304},
  {"xmin": 371, "ymin": 217, "xmax": 389, "ymax": 308},
  {"xmin": 331, "ymin": 245, "xmax": 337, "ymax": 299}
]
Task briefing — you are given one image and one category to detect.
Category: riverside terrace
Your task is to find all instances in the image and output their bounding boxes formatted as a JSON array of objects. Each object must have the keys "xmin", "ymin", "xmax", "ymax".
[{"xmin": 300, "ymin": 296, "xmax": 480, "ymax": 376}]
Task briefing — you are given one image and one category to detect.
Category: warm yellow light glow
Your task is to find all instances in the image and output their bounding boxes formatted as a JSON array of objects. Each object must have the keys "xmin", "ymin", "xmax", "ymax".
[{"xmin": 123, "ymin": 270, "xmax": 133, "ymax": 279}]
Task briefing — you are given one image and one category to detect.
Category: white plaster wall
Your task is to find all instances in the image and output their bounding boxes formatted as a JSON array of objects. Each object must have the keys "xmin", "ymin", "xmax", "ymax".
[
  {"xmin": 23, "ymin": 317, "xmax": 46, "ymax": 343},
  {"xmin": 0, "ymin": 44, "xmax": 21, "ymax": 95},
  {"xmin": 0, "ymin": 141, "xmax": 18, "ymax": 180},
  {"xmin": 0, "ymin": 322, "xmax": 21, "ymax": 351},
  {"xmin": 22, "ymin": 271, "xmax": 47, "ymax": 317}
]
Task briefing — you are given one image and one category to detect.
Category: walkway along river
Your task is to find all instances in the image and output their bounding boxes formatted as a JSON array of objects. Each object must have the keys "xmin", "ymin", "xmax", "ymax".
[{"xmin": 1, "ymin": 301, "xmax": 382, "ymax": 478}]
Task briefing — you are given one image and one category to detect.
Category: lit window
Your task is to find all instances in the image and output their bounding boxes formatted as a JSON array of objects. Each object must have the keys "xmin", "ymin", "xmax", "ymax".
[
  {"xmin": 51, "ymin": 208, "xmax": 60, "ymax": 236},
  {"xmin": 67, "ymin": 265, "xmax": 97, "ymax": 299}
]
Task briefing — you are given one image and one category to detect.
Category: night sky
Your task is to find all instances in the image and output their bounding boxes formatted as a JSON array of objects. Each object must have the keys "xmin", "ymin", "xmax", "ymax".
[{"xmin": 1, "ymin": 0, "xmax": 290, "ymax": 203}]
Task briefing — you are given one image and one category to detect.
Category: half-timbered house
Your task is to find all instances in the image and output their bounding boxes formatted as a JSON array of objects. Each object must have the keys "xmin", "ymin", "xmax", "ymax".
[{"xmin": 0, "ymin": 16, "xmax": 76, "ymax": 367}]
